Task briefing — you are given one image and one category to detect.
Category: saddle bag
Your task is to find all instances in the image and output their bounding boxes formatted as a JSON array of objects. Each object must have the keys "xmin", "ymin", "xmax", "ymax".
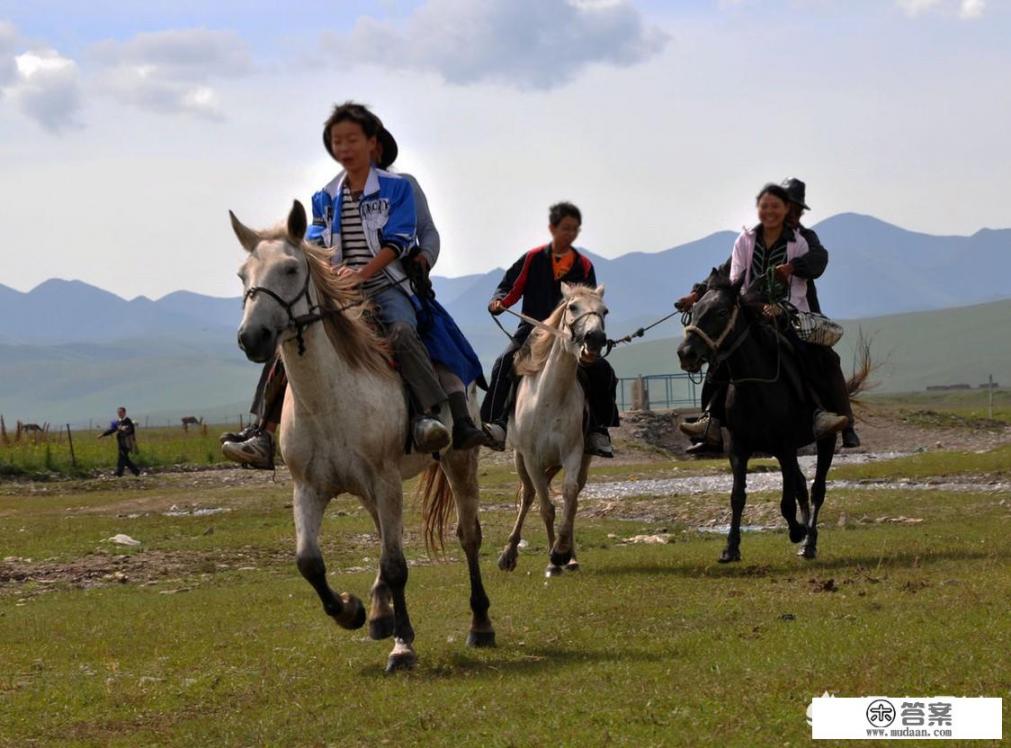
[{"xmin": 791, "ymin": 310, "xmax": 843, "ymax": 347}]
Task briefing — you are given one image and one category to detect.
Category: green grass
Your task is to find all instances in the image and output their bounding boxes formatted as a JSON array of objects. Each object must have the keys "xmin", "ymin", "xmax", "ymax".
[
  {"xmin": 0, "ymin": 424, "xmax": 240, "ymax": 478},
  {"xmin": 866, "ymin": 389, "xmax": 1011, "ymax": 426},
  {"xmin": 1, "ymin": 454, "xmax": 1009, "ymax": 746}
]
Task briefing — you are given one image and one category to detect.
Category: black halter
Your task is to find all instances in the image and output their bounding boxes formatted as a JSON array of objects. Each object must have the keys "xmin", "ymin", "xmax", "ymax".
[{"xmin": 242, "ymin": 262, "xmax": 323, "ymax": 356}]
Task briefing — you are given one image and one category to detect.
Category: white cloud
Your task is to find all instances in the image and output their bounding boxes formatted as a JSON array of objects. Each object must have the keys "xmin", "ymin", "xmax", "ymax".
[
  {"xmin": 959, "ymin": 0, "xmax": 985, "ymax": 19},
  {"xmin": 5, "ymin": 49, "xmax": 83, "ymax": 132},
  {"xmin": 91, "ymin": 28, "xmax": 250, "ymax": 119},
  {"xmin": 324, "ymin": 0, "xmax": 668, "ymax": 90},
  {"xmin": 897, "ymin": 0, "xmax": 985, "ymax": 17}
]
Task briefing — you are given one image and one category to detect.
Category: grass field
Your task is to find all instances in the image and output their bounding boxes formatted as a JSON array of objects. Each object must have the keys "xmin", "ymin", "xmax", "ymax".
[
  {"xmin": 0, "ymin": 424, "xmax": 243, "ymax": 479},
  {"xmin": 1, "ymin": 446, "xmax": 1008, "ymax": 746}
]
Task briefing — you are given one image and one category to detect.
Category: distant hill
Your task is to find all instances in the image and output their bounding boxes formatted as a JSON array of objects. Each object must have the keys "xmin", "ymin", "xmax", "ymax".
[
  {"xmin": 606, "ymin": 298, "xmax": 1011, "ymax": 395},
  {"xmin": 1, "ymin": 213, "xmax": 1009, "ymax": 423}
]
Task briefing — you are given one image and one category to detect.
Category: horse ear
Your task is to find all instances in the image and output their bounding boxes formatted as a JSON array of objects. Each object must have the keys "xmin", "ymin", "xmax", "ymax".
[
  {"xmin": 560, "ymin": 282, "xmax": 574, "ymax": 298},
  {"xmin": 287, "ymin": 200, "xmax": 307, "ymax": 244},
  {"xmin": 229, "ymin": 210, "xmax": 260, "ymax": 253},
  {"xmin": 594, "ymin": 284, "xmax": 606, "ymax": 297}
]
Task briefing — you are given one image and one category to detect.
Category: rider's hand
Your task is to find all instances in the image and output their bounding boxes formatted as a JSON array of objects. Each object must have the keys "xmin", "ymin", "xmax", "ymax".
[
  {"xmin": 488, "ymin": 299, "xmax": 505, "ymax": 316},
  {"xmin": 774, "ymin": 262, "xmax": 794, "ymax": 285},
  {"xmin": 762, "ymin": 304, "xmax": 782, "ymax": 319},
  {"xmin": 336, "ymin": 266, "xmax": 364, "ymax": 286},
  {"xmin": 413, "ymin": 254, "xmax": 430, "ymax": 270},
  {"xmin": 675, "ymin": 292, "xmax": 699, "ymax": 312}
]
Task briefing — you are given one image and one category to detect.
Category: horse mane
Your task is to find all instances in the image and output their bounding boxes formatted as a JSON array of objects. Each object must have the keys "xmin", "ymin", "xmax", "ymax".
[
  {"xmin": 259, "ymin": 226, "xmax": 395, "ymax": 379},
  {"xmin": 513, "ymin": 285, "xmax": 598, "ymax": 377}
]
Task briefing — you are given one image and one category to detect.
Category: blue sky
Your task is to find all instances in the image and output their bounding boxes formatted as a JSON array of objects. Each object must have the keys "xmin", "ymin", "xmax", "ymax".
[{"xmin": 1, "ymin": 0, "xmax": 1008, "ymax": 298}]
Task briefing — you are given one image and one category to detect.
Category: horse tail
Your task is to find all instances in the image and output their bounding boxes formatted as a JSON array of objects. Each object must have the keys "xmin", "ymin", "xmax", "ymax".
[
  {"xmin": 846, "ymin": 328, "xmax": 876, "ymax": 404},
  {"xmin": 418, "ymin": 463, "xmax": 455, "ymax": 558}
]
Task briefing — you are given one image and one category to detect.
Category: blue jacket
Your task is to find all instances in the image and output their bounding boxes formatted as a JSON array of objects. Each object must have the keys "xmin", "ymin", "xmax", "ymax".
[{"xmin": 307, "ymin": 167, "xmax": 416, "ymax": 289}]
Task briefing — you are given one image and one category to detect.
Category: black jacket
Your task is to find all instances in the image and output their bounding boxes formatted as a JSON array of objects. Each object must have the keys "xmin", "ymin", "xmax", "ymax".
[
  {"xmin": 692, "ymin": 225, "xmax": 828, "ymax": 314},
  {"xmin": 102, "ymin": 417, "xmax": 137, "ymax": 452},
  {"xmin": 493, "ymin": 245, "xmax": 597, "ymax": 327}
]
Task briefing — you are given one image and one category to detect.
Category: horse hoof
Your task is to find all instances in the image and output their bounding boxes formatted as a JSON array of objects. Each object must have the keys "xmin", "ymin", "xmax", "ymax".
[
  {"xmin": 564, "ymin": 560, "xmax": 580, "ymax": 572},
  {"xmin": 549, "ymin": 549, "xmax": 572, "ymax": 568},
  {"xmin": 798, "ymin": 546, "xmax": 817, "ymax": 560},
  {"xmin": 789, "ymin": 525, "xmax": 808, "ymax": 544},
  {"xmin": 466, "ymin": 630, "xmax": 497, "ymax": 648},
  {"xmin": 497, "ymin": 550, "xmax": 517, "ymax": 572},
  {"xmin": 368, "ymin": 615, "xmax": 396, "ymax": 641},
  {"xmin": 334, "ymin": 593, "xmax": 366, "ymax": 630},
  {"xmin": 386, "ymin": 646, "xmax": 418, "ymax": 671},
  {"xmin": 545, "ymin": 564, "xmax": 563, "ymax": 578},
  {"xmin": 718, "ymin": 549, "xmax": 741, "ymax": 564}
]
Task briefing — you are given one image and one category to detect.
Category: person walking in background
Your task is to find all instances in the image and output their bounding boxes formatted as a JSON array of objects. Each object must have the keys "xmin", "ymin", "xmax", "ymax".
[{"xmin": 98, "ymin": 406, "xmax": 141, "ymax": 477}]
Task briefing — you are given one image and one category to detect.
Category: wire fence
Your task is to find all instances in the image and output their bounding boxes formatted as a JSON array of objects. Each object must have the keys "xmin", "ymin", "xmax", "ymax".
[{"xmin": 616, "ymin": 373, "xmax": 701, "ymax": 412}]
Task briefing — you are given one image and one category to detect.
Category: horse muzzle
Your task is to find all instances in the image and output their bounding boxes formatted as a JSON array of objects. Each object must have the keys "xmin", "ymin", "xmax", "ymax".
[
  {"xmin": 677, "ymin": 338, "xmax": 705, "ymax": 373},
  {"xmin": 579, "ymin": 329, "xmax": 607, "ymax": 362},
  {"xmin": 238, "ymin": 324, "xmax": 278, "ymax": 363}
]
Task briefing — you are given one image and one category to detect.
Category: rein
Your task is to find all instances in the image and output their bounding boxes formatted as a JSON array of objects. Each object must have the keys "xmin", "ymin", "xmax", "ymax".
[{"xmin": 243, "ymin": 259, "xmax": 368, "ymax": 356}]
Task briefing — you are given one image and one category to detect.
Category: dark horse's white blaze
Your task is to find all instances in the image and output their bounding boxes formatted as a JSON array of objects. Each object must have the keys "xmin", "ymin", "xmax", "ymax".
[{"xmin": 230, "ymin": 201, "xmax": 494, "ymax": 672}]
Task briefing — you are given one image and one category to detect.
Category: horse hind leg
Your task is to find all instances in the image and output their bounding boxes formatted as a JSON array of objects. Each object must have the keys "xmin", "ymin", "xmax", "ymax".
[
  {"xmin": 293, "ymin": 482, "xmax": 366, "ymax": 631},
  {"xmin": 443, "ymin": 450, "xmax": 495, "ymax": 647},
  {"xmin": 498, "ymin": 453, "xmax": 537, "ymax": 572},
  {"xmin": 800, "ymin": 437, "xmax": 834, "ymax": 560},
  {"xmin": 777, "ymin": 452, "xmax": 808, "ymax": 544}
]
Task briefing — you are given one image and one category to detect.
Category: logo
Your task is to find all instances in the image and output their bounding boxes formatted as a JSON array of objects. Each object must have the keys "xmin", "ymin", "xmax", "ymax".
[{"xmin": 866, "ymin": 699, "xmax": 896, "ymax": 728}]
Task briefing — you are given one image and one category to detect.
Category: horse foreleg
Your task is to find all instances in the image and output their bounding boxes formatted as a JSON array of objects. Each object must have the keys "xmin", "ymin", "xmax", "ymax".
[
  {"xmin": 530, "ymin": 465, "xmax": 560, "ymax": 577},
  {"xmin": 551, "ymin": 454, "xmax": 590, "ymax": 572},
  {"xmin": 721, "ymin": 446, "xmax": 750, "ymax": 563},
  {"xmin": 362, "ymin": 502, "xmax": 395, "ymax": 641},
  {"xmin": 800, "ymin": 437, "xmax": 834, "ymax": 560},
  {"xmin": 777, "ymin": 452, "xmax": 807, "ymax": 544},
  {"xmin": 795, "ymin": 457, "xmax": 811, "ymax": 529},
  {"xmin": 373, "ymin": 476, "xmax": 416, "ymax": 673},
  {"xmin": 293, "ymin": 481, "xmax": 366, "ymax": 630},
  {"xmin": 499, "ymin": 453, "xmax": 537, "ymax": 572},
  {"xmin": 444, "ymin": 450, "xmax": 495, "ymax": 647}
]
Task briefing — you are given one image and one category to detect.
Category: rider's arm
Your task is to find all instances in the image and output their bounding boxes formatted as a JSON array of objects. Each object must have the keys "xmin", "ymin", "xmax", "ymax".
[
  {"xmin": 728, "ymin": 234, "xmax": 749, "ymax": 286},
  {"xmin": 791, "ymin": 227, "xmax": 828, "ymax": 279},
  {"xmin": 490, "ymin": 253, "xmax": 529, "ymax": 309},
  {"xmin": 406, "ymin": 175, "xmax": 440, "ymax": 268}
]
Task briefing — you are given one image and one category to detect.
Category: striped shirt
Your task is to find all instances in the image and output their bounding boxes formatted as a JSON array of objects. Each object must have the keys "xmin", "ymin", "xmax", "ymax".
[
  {"xmin": 750, "ymin": 229, "xmax": 790, "ymax": 302},
  {"xmin": 341, "ymin": 185, "xmax": 390, "ymax": 294}
]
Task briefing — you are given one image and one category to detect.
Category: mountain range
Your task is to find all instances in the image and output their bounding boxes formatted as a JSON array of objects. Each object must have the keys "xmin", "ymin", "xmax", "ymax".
[{"xmin": 2, "ymin": 213, "xmax": 1008, "ymax": 424}]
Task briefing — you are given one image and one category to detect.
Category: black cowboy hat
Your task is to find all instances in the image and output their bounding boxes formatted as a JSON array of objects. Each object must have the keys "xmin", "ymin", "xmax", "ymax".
[
  {"xmin": 781, "ymin": 177, "xmax": 810, "ymax": 210},
  {"xmin": 322, "ymin": 108, "xmax": 398, "ymax": 169}
]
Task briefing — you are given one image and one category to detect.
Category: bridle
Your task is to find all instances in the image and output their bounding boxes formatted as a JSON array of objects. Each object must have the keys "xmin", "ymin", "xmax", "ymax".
[
  {"xmin": 684, "ymin": 304, "xmax": 740, "ymax": 356},
  {"xmin": 242, "ymin": 257, "xmax": 364, "ymax": 356}
]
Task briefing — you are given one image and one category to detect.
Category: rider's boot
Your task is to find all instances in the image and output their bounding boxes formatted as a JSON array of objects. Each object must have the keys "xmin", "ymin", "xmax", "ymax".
[
  {"xmin": 221, "ymin": 427, "xmax": 276, "ymax": 470},
  {"xmin": 448, "ymin": 392, "xmax": 489, "ymax": 450},
  {"xmin": 813, "ymin": 409, "xmax": 849, "ymax": 440}
]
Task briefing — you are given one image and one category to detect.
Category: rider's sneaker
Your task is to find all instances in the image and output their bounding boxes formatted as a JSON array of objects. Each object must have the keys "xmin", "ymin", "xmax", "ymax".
[
  {"xmin": 679, "ymin": 414, "xmax": 722, "ymax": 446},
  {"xmin": 221, "ymin": 429, "xmax": 275, "ymax": 470},
  {"xmin": 452, "ymin": 416, "xmax": 489, "ymax": 451},
  {"xmin": 841, "ymin": 425, "xmax": 861, "ymax": 448},
  {"xmin": 414, "ymin": 416, "xmax": 451, "ymax": 453},
  {"xmin": 219, "ymin": 424, "xmax": 259, "ymax": 445},
  {"xmin": 584, "ymin": 431, "xmax": 614, "ymax": 459},
  {"xmin": 481, "ymin": 422, "xmax": 507, "ymax": 452},
  {"xmin": 813, "ymin": 409, "xmax": 848, "ymax": 440}
]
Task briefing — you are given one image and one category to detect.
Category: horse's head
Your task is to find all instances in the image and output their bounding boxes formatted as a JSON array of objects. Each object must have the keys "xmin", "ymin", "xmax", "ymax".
[
  {"xmin": 230, "ymin": 201, "xmax": 312, "ymax": 363},
  {"xmin": 677, "ymin": 268, "xmax": 742, "ymax": 373},
  {"xmin": 561, "ymin": 282, "xmax": 609, "ymax": 362}
]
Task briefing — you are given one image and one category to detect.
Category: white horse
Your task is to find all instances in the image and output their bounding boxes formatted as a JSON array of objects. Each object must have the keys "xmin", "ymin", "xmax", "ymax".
[
  {"xmin": 230, "ymin": 201, "xmax": 494, "ymax": 673},
  {"xmin": 497, "ymin": 284, "xmax": 609, "ymax": 577}
]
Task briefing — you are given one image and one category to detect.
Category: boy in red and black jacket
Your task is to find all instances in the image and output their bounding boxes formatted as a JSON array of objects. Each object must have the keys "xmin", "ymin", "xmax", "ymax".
[{"xmin": 481, "ymin": 202, "xmax": 619, "ymax": 457}]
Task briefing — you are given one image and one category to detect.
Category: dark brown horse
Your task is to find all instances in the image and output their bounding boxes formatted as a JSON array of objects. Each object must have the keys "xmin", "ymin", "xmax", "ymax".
[{"xmin": 677, "ymin": 268, "xmax": 868, "ymax": 562}]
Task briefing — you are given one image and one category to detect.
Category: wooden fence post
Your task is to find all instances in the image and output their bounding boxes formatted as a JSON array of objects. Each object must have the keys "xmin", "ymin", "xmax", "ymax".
[{"xmin": 66, "ymin": 424, "xmax": 77, "ymax": 468}]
